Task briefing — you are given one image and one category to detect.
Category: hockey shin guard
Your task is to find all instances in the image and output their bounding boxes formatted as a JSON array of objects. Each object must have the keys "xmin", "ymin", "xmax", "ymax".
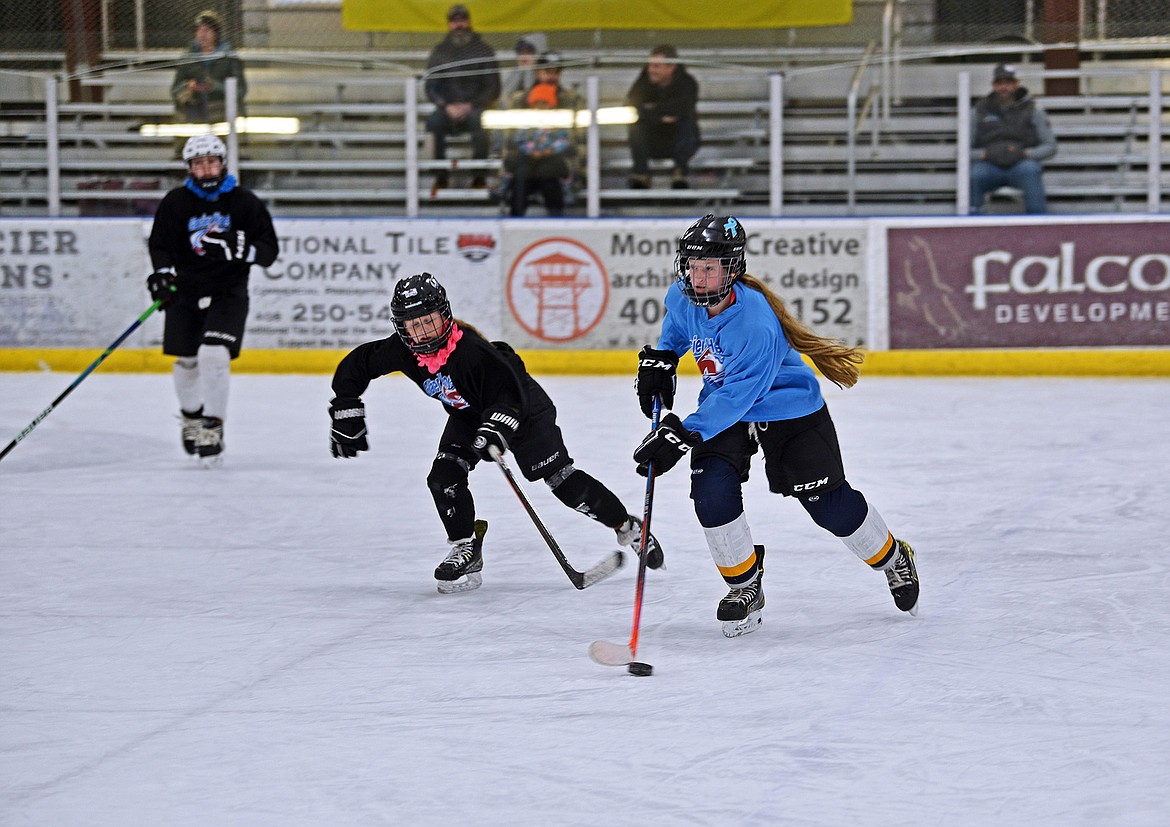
[
  {"xmin": 427, "ymin": 453, "xmax": 476, "ymax": 541},
  {"xmin": 546, "ymin": 465, "xmax": 627, "ymax": 527},
  {"xmin": 197, "ymin": 344, "xmax": 231, "ymax": 421},
  {"xmin": 174, "ymin": 357, "xmax": 201, "ymax": 413}
]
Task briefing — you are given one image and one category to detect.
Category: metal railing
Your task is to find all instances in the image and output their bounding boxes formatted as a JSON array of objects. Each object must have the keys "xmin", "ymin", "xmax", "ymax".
[{"xmin": 6, "ymin": 47, "xmax": 1168, "ymax": 217}]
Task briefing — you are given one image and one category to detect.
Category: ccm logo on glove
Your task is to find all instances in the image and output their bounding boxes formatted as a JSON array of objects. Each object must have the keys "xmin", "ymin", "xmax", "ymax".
[{"xmin": 632, "ymin": 412, "xmax": 701, "ymax": 476}]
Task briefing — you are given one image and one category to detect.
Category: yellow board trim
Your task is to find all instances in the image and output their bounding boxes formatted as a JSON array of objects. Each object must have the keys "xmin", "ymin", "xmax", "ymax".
[{"xmin": 2, "ymin": 348, "xmax": 1169, "ymax": 376}]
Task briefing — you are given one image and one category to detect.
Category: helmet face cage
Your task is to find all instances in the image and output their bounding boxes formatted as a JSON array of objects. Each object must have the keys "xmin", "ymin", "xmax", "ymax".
[
  {"xmin": 182, "ymin": 134, "xmax": 228, "ymax": 191},
  {"xmin": 390, "ymin": 273, "xmax": 455, "ymax": 355},
  {"xmin": 674, "ymin": 214, "xmax": 747, "ymax": 307}
]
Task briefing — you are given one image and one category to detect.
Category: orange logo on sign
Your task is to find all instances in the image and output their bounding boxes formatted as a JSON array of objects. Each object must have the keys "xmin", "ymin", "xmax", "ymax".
[{"xmin": 507, "ymin": 237, "xmax": 609, "ymax": 342}]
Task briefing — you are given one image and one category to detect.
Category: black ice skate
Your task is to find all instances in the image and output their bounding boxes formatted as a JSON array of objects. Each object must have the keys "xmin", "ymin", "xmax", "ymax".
[
  {"xmin": 434, "ymin": 520, "xmax": 488, "ymax": 594},
  {"xmin": 196, "ymin": 416, "xmax": 224, "ymax": 468},
  {"xmin": 616, "ymin": 516, "xmax": 664, "ymax": 570},
  {"xmin": 718, "ymin": 545, "xmax": 765, "ymax": 638},
  {"xmin": 884, "ymin": 539, "xmax": 919, "ymax": 615},
  {"xmin": 179, "ymin": 408, "xmax": 203, "ymax": 456}
]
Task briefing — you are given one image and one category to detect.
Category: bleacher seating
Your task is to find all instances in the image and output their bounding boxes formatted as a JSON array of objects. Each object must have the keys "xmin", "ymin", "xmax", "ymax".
[{"xmin": 1, "ymin": 51, "xmax": 1166, "ymax": 217}]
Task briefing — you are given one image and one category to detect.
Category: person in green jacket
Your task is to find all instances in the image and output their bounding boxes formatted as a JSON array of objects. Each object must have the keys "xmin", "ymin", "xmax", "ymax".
[{"xmin": 171, "ymin": 9, "xmax": 246, "ymax": 124}]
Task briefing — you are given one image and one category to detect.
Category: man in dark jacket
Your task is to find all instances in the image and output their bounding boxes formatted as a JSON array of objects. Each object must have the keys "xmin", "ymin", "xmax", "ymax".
[
  {"xmin": 624, "ymin": 44, "xmax": 701, "ymax": 189},
  {"xmin": 969, "ymin": 63, "xmax": 1057, "ymax": 214},
  {"xmin": 424, "ymin": 4, "xmax": 500, "ymax": 189}
]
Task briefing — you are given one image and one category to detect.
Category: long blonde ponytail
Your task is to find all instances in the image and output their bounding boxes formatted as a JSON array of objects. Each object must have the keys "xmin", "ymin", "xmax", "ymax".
[{"xmin": 738, "ymin": 274, "xmax": 863, "ymax": 388}]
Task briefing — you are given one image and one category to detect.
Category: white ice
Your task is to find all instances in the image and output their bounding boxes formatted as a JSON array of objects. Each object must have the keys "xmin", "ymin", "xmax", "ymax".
[{"xmin": 1, "ymin": 370, "xmax": 1168, "ymax": 826}]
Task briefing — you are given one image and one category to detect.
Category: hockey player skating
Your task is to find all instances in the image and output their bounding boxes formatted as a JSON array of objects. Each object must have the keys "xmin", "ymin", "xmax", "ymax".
[
  {"xmin": 146, "ymin": 134, "xmax": 278, "ymax": 467},
  {"xmin": 632, "ymin": 214, "xmax": 919, "ymax": 637},
  {"xmin": 329, "ymin": 273, "xmax": 664, "ymax": 593}
]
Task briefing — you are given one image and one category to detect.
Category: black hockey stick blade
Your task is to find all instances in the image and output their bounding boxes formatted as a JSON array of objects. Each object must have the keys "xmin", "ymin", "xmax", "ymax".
[
  {"xmin": 490, "ymin": 446, "xmax": 624, "ymax": 590},
  {"xmin": 572, "ymin": 550, "xmax": 625, "ymax": 590}
]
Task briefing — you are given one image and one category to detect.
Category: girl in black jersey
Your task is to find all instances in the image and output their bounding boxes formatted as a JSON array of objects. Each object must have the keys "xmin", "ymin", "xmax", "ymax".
[{"xmin": 329, "ymin": 273, "xmax": 663, "ymax": 594}]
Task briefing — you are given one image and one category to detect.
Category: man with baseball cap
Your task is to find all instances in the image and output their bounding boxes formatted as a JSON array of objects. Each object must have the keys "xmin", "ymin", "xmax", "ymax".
[
  {"xmin": 969, "ymin": 63, "xmax": 1057, "ymax": 214},
  {"xmin": 424, "ymin": 5, "xmax": 500, "ymax": 188}
]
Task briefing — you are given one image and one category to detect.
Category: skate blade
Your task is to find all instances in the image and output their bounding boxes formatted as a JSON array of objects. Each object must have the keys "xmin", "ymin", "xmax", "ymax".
[
  {"xmin": 721, "ymin": 610, "xmax": 763, "ymax": 638},
  {"xmin": 436, "ymin": 571, "xmax": 483, "ymax": 594},
  {"xmin": 198, "ymin": 454, "xmax": 224, "ymax": 469}
]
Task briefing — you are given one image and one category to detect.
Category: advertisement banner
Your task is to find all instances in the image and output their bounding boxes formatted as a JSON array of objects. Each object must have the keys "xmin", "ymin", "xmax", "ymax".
[
  {"xmin": 342, "ymin": 0, "xmax": 852, "ymax": 33},
  {"xmin": 887, "ymin": 222, "xmax": 1170, "ymax": 349},
  {"xmin": 252, "ymin": 219, "xmax": 501, "ymax": 350},
  {"xmin": 499, "ymin": 219, "xmax": 869, "ymax": 352},
  {"xmin": 0, "ymin": 221, "xmax": 154, "ymax": 349},
  {"xmin": 0, "ymin": 218, "xmax": 503, "ymax": 354}
]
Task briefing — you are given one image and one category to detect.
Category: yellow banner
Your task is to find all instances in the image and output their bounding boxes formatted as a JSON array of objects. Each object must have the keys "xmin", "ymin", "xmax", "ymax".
[{"xmin": 342, "ymin": 1, "xmax": 852, "ymax": 32}]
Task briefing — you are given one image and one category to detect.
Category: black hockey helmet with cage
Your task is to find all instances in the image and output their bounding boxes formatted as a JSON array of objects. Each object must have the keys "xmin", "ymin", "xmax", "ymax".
[
  {"xmin": 675, "ymin": 214, "xmax": 747, "ymax": 307},
  {"xmin": 390, "ymin": 273, "xmax": 455, "ymax": 355}
]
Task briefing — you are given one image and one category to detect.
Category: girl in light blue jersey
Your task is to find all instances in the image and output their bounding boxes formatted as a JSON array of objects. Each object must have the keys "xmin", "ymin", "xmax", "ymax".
[{"xmin": 632, "ymin": 214, "xmax": 918, "ymax": 637}]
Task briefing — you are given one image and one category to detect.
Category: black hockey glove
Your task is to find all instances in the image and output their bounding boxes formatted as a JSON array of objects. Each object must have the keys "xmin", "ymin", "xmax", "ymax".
[
  {"xmin": 633, "ymin": 413, "xmax": 701, "ymax": 477},
  {"xmin": 635, "ymin": 346, "xmax": 679, "ymax": 418},
  {"xmin": 201, "ymin": 229, "xmax": 254, "ymax": 263},
  {"xmin": 146, "ymin": 267, "xmax": 177, "ymax": 303},
  {"xmin": 474, "ymin": 407, "xmax": 521, "ymax": 461},
  {"xmin": 329, "ymin": 397, "xmax": 368, "ymax": 458}
]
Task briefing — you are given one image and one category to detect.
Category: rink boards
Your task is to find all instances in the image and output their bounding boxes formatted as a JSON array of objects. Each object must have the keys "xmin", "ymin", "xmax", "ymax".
[{"xmin": 2, "ymin": 215, "xmax": 1168, "ymax": 375}]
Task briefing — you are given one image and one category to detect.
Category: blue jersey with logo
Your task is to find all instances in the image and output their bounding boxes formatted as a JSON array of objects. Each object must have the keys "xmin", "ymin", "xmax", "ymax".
[{"xmin": 657, "ymin": 281, "xmax": 824, "ymax": 440}]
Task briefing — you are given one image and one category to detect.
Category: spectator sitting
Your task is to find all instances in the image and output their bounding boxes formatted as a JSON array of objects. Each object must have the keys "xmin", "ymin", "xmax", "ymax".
[
  {"xmin": 970, "ymin": 63, "xmax": 1057, "ymax": 214},
  {"xmin": 500, "ymin": 34, "xmax": 546, "ymax": 107},
  {"xmin": 424, "ymin": 4, "xmax": 501, "ymax": 189},
  {"xmin": 498, "ymin": 58, "xmax": 581, "ymax": 217},
  {"xmin": 624, "ymin": 44, "xmax": 700, "ymax": 190},
  {"xmin": 170, "ymin": 9, "xmax": 246, "ymax": 124}
]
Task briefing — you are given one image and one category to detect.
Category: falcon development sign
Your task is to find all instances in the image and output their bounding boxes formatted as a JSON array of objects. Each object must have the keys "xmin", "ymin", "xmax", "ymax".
[{"xmin": 887, "ymin": 222, "xmax": 1170, "ymax": 348}]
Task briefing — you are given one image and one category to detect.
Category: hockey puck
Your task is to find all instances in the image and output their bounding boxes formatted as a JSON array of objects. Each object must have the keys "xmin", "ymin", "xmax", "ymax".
[{"xmin": 628, "ymin": 662, "xmax": 653, "ymax": 677}]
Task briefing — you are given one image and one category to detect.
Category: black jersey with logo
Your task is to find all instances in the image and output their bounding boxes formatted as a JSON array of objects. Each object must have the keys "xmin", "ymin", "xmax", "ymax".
[
  {"xmin": 147, "ymin": 180, "xmax": 278, "ymax": 297},
  {"xmin": 331, "ymin": 324, "xmax": 554, "ymax": 434}
]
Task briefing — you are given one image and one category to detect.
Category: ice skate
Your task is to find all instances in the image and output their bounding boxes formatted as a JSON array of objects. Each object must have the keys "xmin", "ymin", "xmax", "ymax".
[
  {"xmin": 434, "ymin": 520, "xmax": 488, "ymax": 594},
  {"xmin": 616, "ymin": 516, "xmax": 664, "ymax": 570},
  {"xmin": 884, "ymin": 539, "xmax": 919, "ymax": 615},
  {"xmin": 179, "ymin": 408, "xmax": 203, "ymax": 456},
  {"xmin": 196, "ymin": 416, "xmax": 224, "ymax": 469},
  {"xmin": 718, "ymin": 546, "xmax": 765, "ymax": 637}
]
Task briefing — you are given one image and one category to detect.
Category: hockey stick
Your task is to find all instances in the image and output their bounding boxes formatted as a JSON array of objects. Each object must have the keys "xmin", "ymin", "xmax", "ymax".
[
  {"xmin": 0, "ymin": 300, "xmax": 165, "ymax": 464},
  {"xmin": 488, "ymin": 446, "xmax": 624, "ymax": 590},
  {"xmin": 589, "ymin": 396, "xmax": 661, "ymax": 674}
]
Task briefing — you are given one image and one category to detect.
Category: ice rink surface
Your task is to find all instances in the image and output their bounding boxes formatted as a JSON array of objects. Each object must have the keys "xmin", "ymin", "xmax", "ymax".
[{"xmin": 2, "ymin": 370, "xmax": 1168, "ymax": 826}]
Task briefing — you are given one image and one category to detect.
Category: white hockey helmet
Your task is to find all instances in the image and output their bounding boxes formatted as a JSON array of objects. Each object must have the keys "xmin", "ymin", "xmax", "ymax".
[{"xmin": 182, "ymin": 133, "xmax": 227, "ymax": 164}]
